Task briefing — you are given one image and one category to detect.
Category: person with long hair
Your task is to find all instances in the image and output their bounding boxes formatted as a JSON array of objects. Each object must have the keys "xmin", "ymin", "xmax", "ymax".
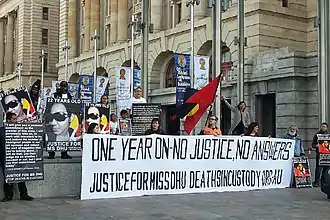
[
  {"xmin": 99, "ymin": 95, "xmax": 108, "ymax": 105},
  {"xmin": 87, "ymin": 123, "xmax": 100, "ymax": 134},
  {"xmin": 245, "ymin": 122, "xmax": 259, "ymax": 137},
  {"xmin": 220, "ymin": 96, "xmax": 250, "ymax": 135}
]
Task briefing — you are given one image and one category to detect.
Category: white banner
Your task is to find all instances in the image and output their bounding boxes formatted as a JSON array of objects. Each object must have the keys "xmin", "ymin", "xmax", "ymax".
[
  {"xmin": 194, "ymin": 55, "xmax": 209, "ymax": 90},
  {"xmin": 81, "ymin": 135, "xmax": 295, "ymax": 200},
  {"xmin": 115, "ymin": 67, "xmax": 131, "ymax": 116},
  {"xmin": 96, "ymin": 76, "xmax": 109, "ymax": 102}
]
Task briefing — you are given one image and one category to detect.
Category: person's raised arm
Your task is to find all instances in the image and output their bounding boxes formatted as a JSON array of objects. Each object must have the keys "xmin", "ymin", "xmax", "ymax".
[{"xmin": 220, "ymin": 96, "xmax": 236, "ymax": 112}]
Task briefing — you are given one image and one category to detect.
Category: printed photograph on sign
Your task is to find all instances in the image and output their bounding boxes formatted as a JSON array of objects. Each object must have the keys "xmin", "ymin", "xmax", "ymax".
[
  {"xmin": 68, "ymin": 83, "xmax": 79, "ymax": 99},
  {"xmin": 96, "ymin": 76, "xmax": 109, "ymax": 102},
  {"xmin": 44, "ymin": 98, "xmax": 82, "ymax": 151},
  {"xmin": 194, "ymin": 55, "xmax": 210, "ymax": 90},
  {"xmin": 0, "ymin": 87, "xmax": 37, "ymax": 123},
  {"xmin": 115, "ymin": 67, "xmax": 131, "ymax": 116},
  {"xmin": 43, "ymin": 87, "xmax": 54, "ymax": 98},
  {"xmin": 5, "ymin": 123, "xmax": 44, "ymax": 183},
  {"xmin": 84, "ymin": 103, "xmax": 110, "ymax": 134},
  {"xmin": 79, "ymin": 74, "xmax": 94, "ymax": 104},
  {"xmin": 52, "ymin": 80, "xmax": 61, "ymax": 92},
  {"xmin": 317, "ymin": 134, "xmax": 330, "ymax": 166},
  {"xmin": 292, "ymin": 157, "xmax": 312, "ymax": 188},
  {"xmin": 119, "ymin": 118, "xmax": 132, "ymax": 136}
]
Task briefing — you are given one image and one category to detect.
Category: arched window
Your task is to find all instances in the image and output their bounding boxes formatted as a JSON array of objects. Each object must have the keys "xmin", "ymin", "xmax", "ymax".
[{"xmin": 165, "ymin": 57, "xmax": 176, "ymax": 88}]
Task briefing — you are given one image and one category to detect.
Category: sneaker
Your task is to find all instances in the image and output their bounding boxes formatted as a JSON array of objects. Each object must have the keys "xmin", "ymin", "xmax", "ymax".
[
  {"xmin": 313, "ymin": 182, "xmax": 320, "ymax": 187},
  {"xmin": 61, "ymin": 152, "xmax": 72, "ymax": 159},
  {"xmin": 20, "ymin": 194, "xmax": 34, "ymax": 201},
  {"xmin": 1, "ymin": 196, "xmax": 13, "ymax": 202}
]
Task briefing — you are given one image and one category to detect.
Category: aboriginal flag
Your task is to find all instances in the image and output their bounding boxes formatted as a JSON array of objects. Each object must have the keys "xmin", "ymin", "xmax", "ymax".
[{"xmin": 184, "ymin": 75, "xmax": 221, "ymax": 134}]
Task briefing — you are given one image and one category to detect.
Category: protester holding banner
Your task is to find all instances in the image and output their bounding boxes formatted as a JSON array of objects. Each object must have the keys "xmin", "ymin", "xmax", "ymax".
[
  {"xmin": 220, "ymin": 96, "xmax": 250, "ymax": 135},
  {"xmin": 281, "ymin": 124, "xmax": 305, "ymax": 157},
  {"xmin": 127, "ymin": 87, "xmax": 146, "ymax": 115},
  {"xmin": 199, "ymin": 115, "xmax": 221, "ymax": 135},
  {"xmin": 145, "ymin": 118, "xmax": 165, "ymax": 135},
  {"xmin": 244, "ymin": 122, "xmax": 259, "ymax": 137},
  {"xmin": 53, "ymin": 81, "xmax": 72, "ymax": 99},
  {"xmin": 0, "ymin": 112, "xmax": 33, "ymax": 202},
  {"xmin": 312, "ymin": 122, "xmax": 329, "ymax": 187}
]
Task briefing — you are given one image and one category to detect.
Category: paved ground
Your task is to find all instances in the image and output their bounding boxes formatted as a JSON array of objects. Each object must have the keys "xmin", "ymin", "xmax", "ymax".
[{"xmin": 0, "ymin": 188, "xmax": 328, "ymax": 220}]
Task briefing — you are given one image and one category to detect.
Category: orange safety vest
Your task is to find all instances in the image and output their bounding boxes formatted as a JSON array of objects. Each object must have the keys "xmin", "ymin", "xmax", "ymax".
[{"xmin": 203, "ymin": 126, "xmax": 222, "ymax": 135}]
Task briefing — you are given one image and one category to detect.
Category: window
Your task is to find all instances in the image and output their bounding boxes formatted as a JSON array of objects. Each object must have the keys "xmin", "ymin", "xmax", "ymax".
[
  {"xmin": 222, "ymin": 0, "xmax": 232, "ymax": 12},
  {"xmin": 81, "ymin": 5, "xmax": 85, "ymax": 26},
  {"xmin": 42, "ymin": 53, "xmax": 48, "ymax": 72},
  {"xmin": 42, "ymin": 7, "xmax": 49, "ymax": 20},
  {"xmin": 170, "ymin": 0, "xmax": 182, "ymax": 28},
  {"xmin": 105, "ymin": 25, "xmax": 110, "ymax": 46},
  {"xmin": 282, "ymin": 0, "xmax": 288, "ymax": 7},
  {"xmin": 42, "ymin": 29, "xmax": 48, "ymax": 45},
  {"xmin": 165, "ymin": 57, "xmax": 176, "ymax": 88}
]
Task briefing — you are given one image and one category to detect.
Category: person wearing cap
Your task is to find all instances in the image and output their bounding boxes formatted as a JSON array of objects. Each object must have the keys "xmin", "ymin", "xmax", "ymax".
[
  {"xmin": 199, "ymin": 115, "xmax": 222, "ymax": 136},
  {"xmin": 53, "ymin": 81, "xmax": 72, "ymax": 99}
]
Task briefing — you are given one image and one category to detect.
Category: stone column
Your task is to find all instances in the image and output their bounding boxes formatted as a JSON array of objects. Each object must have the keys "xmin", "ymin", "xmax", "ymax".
[
  {"xmin": 68, "ymin": 0, "xmax": 77, "ymax": 57},
  {"xmin": 181, "ymin": 2, "xmax": 189, "ymax": 23},
  {"xmin": 110, "ymin": 0, "xmax": 118, "ymax": 44},
  {"xmin": 90, "ymin": 0, "xmax": 100, "ymax": 46},
  {"xmin": 117, "ymin": 0, "xmax": 128, "ymax": 42},
  {"xmin": 151, "ymin": 0, "xmax": 163, "ymax": 32},
  {"xmin": 84, "ymin": 0, "xmax": 91, "ymax": 52},
  {"xmin": 0, "ymin": 19, "xmax": 5, "ymax": 76},
  {"xmin": 5, "ymin": 12, "xmax": 14, "ymax": 75},
  {"xmin": 194, "ymin": 0, "xmax": 206, "ymax": 18}
]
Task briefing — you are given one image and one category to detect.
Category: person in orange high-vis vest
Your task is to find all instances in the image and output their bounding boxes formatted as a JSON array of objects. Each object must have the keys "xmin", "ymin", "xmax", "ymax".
[{"xmin": 199, "ymin": 115, "xmax": 222, "ymax": 135}]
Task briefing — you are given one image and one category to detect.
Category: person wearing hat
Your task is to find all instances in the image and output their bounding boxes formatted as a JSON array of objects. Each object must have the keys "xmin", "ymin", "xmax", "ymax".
[
  {"xmin": 199, "ymin": 115, "xmax": 222, "ymax": 136},
  {"xmin": 29, "ymin": 79, "xmax": 41, "ymax": 110},
  {"xmin": 53, "ymin": 81, "xmax": 72, "ymax": 99}
]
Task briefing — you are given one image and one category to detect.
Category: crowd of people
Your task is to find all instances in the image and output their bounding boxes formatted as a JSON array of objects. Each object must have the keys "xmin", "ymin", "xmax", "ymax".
[{"xmin": 0, "ymin": 79, "xmax": 329, "ymax": 202}]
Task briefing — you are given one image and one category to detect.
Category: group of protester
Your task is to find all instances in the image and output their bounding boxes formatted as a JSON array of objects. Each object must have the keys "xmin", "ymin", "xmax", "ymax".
[{"xmin": 1, "ymin": 78, "xmax": 330, "ymax": 202}]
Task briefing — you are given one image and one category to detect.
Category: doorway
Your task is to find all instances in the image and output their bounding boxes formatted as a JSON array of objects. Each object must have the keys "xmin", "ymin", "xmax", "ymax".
[
  {"xmin": 255, "ymin": 94, "xmax": 276, "ymax": 137},
  {"xmin": 164, "ymin": 105, "xmax": 180, "ymax": 135},
  {"xmin": 221, "ymin": 99, "xmax": 232, "ymax": 135}
]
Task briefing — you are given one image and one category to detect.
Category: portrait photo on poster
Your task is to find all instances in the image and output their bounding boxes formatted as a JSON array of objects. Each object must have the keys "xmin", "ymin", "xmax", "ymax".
[
  {"xmin": 44, "ymin": 98, "xmax": 82, "ymax": 151},
  {"xmin": 0, "ymin": 86, "xmax": 36, "ymax": 122},
  {"xmin": 84, "ymin": 103, "xmax": 110, "ymax": 134}
]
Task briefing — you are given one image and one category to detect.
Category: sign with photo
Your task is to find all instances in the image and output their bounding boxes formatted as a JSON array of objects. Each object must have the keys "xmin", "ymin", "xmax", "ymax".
[
  {"xmin": 0, "ymin": 86, "xmax": 37, "ymax": 123},
  {"xmin": 292, "ymin": 157, "xmax": 312, "ymax": 188},
  {"xmin": 44, "ymin": 98, "xmax": 82, "ymax": 151},
  {"xmin": 84, "ymin": 103, "xmax": 110, "ymax": 134},
  {"xmin": 5, "ymin": 123, "xmax": 44, "ymax": 183},
  {"xmin": 68, "ymin": 83, "xmax": 79, "ymax": 99},
  {"xmin": 194, "ymin": 55, "xmax": 210, "ymax": 90},
  {"xmin": 131, "ymin": 103, "xmax": 161, "ymax": 135},
  {"xmin": 118, "ymin": 118, "xmax": 132, "ymax": 136},
  {"xmin": 79, "ymin": 74, "xmax": 94, "ymax": 104},
  {"xmin": 317, "ymin": 134, "xmax": 330, "ymax": 166},
  {"xmin": 96, "ymin": 76, "xmax": 109, "ymax": 102},
  {"xmin": 174, "ymin": 53, "xmax": 191, "ymax": 105},
  {"xmin": 115, "ymin": 67, "xmax": 131, "ymax": 116}
]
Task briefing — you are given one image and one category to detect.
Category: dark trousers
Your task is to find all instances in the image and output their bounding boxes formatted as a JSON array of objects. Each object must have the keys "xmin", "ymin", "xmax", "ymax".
[
  {"xmin": 315, "ymin": 150, "xmax": 327, "ymax": 184},
  {"xmin": 3, "ymin": 182, "xmax": 28, "ymax": 197},
  {"xmin": 2, "ymin": 164, "xmax": 28, "ymax": 197}
]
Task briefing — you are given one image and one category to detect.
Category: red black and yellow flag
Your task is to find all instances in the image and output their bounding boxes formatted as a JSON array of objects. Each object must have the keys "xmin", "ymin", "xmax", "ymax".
[{"xmin": 184, "ymin": 75, "xmax": 221, "ymax": 134}]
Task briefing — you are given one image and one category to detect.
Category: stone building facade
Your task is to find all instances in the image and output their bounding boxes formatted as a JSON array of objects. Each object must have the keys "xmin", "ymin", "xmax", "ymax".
[
  {"xmin": 0, "ymin": 0, "xmax": 59, "ymax": 89},
  {"xmin": 57, "ymin": 0, "xmax": 319, "ymax": 145}
]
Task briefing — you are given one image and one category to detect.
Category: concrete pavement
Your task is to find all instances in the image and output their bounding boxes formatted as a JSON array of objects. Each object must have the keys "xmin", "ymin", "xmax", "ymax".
[{"xmin": 0, "ymin": 187, "xmax": 328, "ymax": 220}]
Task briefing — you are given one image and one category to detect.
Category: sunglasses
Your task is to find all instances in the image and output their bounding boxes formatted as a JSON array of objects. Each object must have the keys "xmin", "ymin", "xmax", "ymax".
[
  {"xmin": 209, "ymin": 118, "xmax": 216, "ymax": 121},
  {"xmin": 7, "ymin": 101, "xmax": 19, "ymax": 109},
  {"xmin": 87, "ymin": 113, "xmax": 99, "ymax": 120},
  {"xmin": 48, "ymin": 112, "xmax": 68, "ymax": 122}
]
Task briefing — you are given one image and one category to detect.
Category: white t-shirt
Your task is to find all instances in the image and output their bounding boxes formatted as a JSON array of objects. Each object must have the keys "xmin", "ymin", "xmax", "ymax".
[
  {"xmin": 110, "ymin": 121, "xmax": 118, "ymax": 134},
  {"xmin": 128, "ymin": 97, "xmax": 147, "ymax": 110}
]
